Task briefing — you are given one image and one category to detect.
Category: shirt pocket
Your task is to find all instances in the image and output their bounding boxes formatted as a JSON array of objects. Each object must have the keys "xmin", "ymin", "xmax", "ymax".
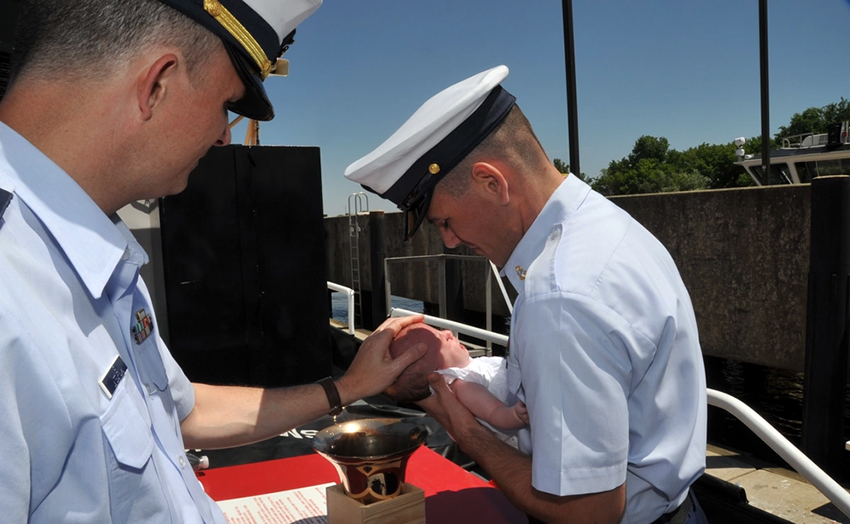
[{"xmin": 100, "ymin": 380, "xmax": 153, "ymax": 469}]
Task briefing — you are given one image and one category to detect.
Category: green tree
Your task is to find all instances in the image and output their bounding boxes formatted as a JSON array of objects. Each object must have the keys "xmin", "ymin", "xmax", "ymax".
[
  {"xmin": 777, "ymin": 107, "xmax": 824, "ymax": 139},
  {"xmin": 591, "ymin": 98, "xmax": 846, "ymax": 196},
  {"xmin": 592, "ymin": 156, "xmax": 708, "ymax": 196},
  {"xmin": 592, "ymin": 136, "xmax": 709, "ymax": 196},
  {"xmin": 671, "ymin": 142, "xmax": 747, "ymax": 189},
  {"xmin": 629, "ymin": 136, "xmax": 669, "ymax": 164},
  {"xmin": 821, "ymin": 98, "xmax": 850, "ymax": 126},
  {"xmin": 777, "ymin": 97, "xmax": 850, "ymax": 141}
]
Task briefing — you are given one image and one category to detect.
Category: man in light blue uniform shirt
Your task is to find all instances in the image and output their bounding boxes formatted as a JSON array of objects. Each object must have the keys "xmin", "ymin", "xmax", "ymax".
[
  {"xmin": 344, "ymin": 66, "xmax": 708, "ymax": 523},
  {"xmin": 0, "ymin": 1, "xmax": 425, "ymax": 522}
]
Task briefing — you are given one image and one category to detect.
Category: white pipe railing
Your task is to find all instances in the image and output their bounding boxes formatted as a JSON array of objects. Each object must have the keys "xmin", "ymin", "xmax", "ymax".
[
  {"xmin": 390, "ymin": 308, "xmax": 509, "ymax": 346},
  {"xmin": 490, "ymin": 261, "xmax": 513, "ymax": 315},
  {"xmin": 707, "ymin": 389, "xmax": 850, "ymax": 517},
  {"xmin": 327, "ymin": 282, "xmax": 355, "ymax": 335},
  {"xmin": 390, "ymin": 309, "xmax": 850, "ymax": 517}
]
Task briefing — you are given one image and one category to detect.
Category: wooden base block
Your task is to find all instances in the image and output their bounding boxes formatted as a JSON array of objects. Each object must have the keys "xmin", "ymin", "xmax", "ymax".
[{"xmin": 326, "ymin": 483, "xmax": 426, "ymax": 524}]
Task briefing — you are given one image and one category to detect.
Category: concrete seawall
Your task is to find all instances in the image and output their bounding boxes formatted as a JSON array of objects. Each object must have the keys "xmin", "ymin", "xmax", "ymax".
[{"xmin": 325, "ymin": 184, "xmax": 811, "ymax": 371}]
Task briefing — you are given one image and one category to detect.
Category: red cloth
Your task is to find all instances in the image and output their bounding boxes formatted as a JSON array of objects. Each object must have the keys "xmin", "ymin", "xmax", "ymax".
[{"xmin": 198, "ymin": 446, "xmax": 527, "ymax": 523}]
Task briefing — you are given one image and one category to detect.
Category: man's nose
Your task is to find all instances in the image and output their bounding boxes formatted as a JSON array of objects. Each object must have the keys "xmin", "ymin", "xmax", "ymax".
[
  {"xmin": 439, "ymin": 227, "xmax": 461, "ymax": 249},
  {"xmin": 214, "ymin": 123, "xmax": 232, "ymax": 147}
]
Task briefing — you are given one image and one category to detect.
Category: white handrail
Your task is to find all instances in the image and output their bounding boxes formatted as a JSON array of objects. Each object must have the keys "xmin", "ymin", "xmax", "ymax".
[
  {"xmin": 327, "ymin": 282, "xmax": 355, "ymax": 335},
  {"xmin": 490, "ymin": 261, "xmax": 513, "ymax": 315},
  {"xmin": 390, "ymin": 307, "xmax": 509, "ymax": 346},
  {"xmin": 707, "ymin": 388, "xmax": 850, "ymax": 517}
]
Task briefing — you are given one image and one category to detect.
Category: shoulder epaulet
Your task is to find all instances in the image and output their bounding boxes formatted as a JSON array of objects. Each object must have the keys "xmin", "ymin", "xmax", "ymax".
[{"xmin": 0, "ymin": 189, "xmax": 12, "ymax": 219}]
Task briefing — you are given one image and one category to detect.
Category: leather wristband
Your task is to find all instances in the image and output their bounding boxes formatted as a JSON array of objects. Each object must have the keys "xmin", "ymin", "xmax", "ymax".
[{"xmin": 318, "ymin": 376, "xmax": 343, "ymax": 416}]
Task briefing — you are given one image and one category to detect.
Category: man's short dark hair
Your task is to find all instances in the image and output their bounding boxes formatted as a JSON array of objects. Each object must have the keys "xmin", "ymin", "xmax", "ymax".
[
  {"xmin": 438, "ymin": 104, "xmax": 548, "ymax": 199},
  {"xmin": 10, "ymin": 0, "xmax": 218, "ymax": 86}
]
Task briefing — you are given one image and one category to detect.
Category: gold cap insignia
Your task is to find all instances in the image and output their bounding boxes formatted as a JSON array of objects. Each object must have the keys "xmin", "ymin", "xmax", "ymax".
[{"xmin": 204, "ymin": 0, "xmax": 272, "ymax": 79}]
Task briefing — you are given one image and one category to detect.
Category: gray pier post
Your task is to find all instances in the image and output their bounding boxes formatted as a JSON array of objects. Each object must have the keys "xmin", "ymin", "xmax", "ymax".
[{"xmin": 802, "ymin": 175, "xmax": 850, "ymax": 478}]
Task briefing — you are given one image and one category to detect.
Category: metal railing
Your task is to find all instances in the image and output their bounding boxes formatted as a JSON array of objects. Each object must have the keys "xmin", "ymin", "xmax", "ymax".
[
  {"xmin": 347, "ymin": 193, "xmax": 369, "ymax": 328},
  {"xmin": 327, "ymin": 281, "xmax": 355, "ymax": 335},
  {"xmin": 390, "ymin": 307, "xmax": 509, "ymax": 347},
  {"xmin": 708, "ymin": 389, "xmax": 850, "ymax": 517},
  {"xmin": 384, "ymin": 254, "xmax": 512, "ymax": 353}
]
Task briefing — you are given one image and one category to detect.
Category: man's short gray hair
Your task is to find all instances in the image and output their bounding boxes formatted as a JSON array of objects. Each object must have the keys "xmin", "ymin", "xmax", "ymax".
[{"xmin": 10, "ymin": 0, "xmax": 219, "ymax": 85}]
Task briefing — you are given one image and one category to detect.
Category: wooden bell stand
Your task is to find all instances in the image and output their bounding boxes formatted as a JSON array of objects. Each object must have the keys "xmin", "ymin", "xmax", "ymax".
[{"xmin": 325, "ymin": 483, "xmax": 426, "ymax": 524}]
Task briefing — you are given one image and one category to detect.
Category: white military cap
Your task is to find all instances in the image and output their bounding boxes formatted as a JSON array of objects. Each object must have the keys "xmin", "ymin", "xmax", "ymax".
[
  {"xmin": 344, "ymin": 65, "xmax": 516, "ymax": 240},
  {"xmin": 158, "ymin": 0, "xmax": 323, "ymax": 121}
]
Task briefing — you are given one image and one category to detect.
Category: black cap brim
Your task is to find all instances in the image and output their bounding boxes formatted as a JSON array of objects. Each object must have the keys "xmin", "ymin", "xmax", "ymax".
[
  {"xmin": 224, "ymin": 42, "xmax": 274, "ymax": 121},
  {"xmin": 402, "ymin": 190, "xmax": 435, "ymax": 241}
]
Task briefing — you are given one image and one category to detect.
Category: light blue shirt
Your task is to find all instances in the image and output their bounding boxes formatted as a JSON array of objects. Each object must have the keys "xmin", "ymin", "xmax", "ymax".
[
  {"xmin": 503, "ymin": 174, "xmax": 707, "ymax": 524},
  {"xmin": 0, "ymin": 122, "xmax": 226, "ymax": 523}
]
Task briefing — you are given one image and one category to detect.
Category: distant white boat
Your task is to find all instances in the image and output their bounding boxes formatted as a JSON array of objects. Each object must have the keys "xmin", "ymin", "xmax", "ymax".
[{"xmin": 735, "ymin": 121, "xmax": 850, "ymax": 185}]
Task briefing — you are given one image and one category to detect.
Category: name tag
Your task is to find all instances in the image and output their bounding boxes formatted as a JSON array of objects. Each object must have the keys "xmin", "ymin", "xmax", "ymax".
[{"xmin": 100, "ymin": 355, "xmax": 128, "ymax": 399}]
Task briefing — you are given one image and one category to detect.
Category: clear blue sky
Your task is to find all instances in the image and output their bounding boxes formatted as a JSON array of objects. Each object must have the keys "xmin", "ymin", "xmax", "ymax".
[{"xmin": 229, "ymin": 0, "xmax": 850, "ymax": 216}]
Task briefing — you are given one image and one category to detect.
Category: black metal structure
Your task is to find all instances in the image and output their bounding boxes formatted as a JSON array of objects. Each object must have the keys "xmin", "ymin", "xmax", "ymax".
[
  {"xmin": 367, "ymin": 211, "xmax": 386, "ymax": 330},
  {"xmin": 759, "ymin": 0, "xmax": 771, "ymax": 184},
  {"xmin": 802, "ymin": 175, "xmax": 850, "ymax": 479},
  {"xmin": 561, "ymin": 0, "xmax": 580, "ymax": 177},
  {"xmin": 159, "ymin": 145, "xmax": 331, "ymax": 388}
]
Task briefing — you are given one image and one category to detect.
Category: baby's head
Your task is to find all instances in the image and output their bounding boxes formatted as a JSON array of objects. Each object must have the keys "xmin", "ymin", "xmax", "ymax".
[{"xmin": 384, "ymin": 323, "xmax": 470, "ymax": 402}]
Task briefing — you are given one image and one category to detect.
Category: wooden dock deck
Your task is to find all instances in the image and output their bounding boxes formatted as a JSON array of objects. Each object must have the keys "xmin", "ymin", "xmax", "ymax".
[{"xmin": 706, "ymin": 444, "xmax": 849, "ymax": 523}]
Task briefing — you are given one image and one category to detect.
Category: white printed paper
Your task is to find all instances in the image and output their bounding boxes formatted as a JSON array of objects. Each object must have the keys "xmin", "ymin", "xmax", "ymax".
[{"xmin": 217, "ymin": 483, "xmax": 335, "ymax": 524}]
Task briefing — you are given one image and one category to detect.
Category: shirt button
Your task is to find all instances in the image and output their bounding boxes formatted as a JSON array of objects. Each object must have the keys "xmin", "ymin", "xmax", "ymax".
[
  {"xmin": 178, "ymin": 456, "xmax": 186, "ymax": 467},
  {"xmin": 145, "ymin": 383, "xmax": 154, "ymax": 394},
  {"xmin": 121, "ymin": 249, "xmax": 131, "ymax": 261}
]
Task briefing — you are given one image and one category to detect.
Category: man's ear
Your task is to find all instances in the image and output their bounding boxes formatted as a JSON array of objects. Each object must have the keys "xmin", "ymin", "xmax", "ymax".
[
  {"xmin": 471, "ymin": 162, "xmax": 510, "ymax": 205},
  {"xmin": 137, "ymin": 54, "xmax": 179, "ymax": 121}
]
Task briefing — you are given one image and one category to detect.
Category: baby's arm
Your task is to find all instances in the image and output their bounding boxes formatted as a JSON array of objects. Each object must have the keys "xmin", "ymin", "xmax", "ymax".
[{"xmin": 449, "ymin": 379, "xmax": 529, "ymax": 431}]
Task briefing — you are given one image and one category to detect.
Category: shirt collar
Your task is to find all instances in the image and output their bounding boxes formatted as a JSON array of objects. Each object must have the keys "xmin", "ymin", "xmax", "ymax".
[
  {"xmin": 502, "ymin": 174, "xmax": 591, "ymax": 292},
  {"xmin": 0, "ymin": 121, "xmax": 132, "ymax": 299}
]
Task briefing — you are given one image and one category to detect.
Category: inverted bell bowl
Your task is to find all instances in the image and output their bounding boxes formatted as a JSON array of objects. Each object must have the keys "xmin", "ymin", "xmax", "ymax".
[{"xmin": 312, "ymin": 417, "xmax": 428, "ymax": 504}]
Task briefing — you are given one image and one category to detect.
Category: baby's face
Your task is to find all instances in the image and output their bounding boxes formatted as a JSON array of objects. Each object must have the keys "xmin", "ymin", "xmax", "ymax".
[
  {"xmin": 385, "ymin": 323, "xmax": 470, "ymax": 401},
  {"xmin": 390, "ymin": 323, "xmax": 469, "ymax": 369}
]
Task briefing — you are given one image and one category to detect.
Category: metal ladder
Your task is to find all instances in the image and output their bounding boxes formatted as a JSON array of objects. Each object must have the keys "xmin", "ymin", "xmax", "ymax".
[{"xmin": 347, "ymin": 193, "xmax": 369, "ymax": 329}]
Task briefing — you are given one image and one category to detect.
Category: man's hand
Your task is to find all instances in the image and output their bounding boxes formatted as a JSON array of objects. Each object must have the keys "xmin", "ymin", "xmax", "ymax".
[
  {"xmin": 336, "ymin": 314, "xmax": 427, "ymax": 404},
  {"xmin": 420, "ymin": 374, "xmax": 625, "ymax": 524},
  {"xmin": 417, "ymin": 372, "xmax": 484, "ymax": 445}
]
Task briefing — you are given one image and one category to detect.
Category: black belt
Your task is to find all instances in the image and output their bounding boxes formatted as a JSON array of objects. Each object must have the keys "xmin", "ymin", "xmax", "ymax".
[{"xmin": 651, "ymin": 491, "xmax": 694, "ymax": 524}]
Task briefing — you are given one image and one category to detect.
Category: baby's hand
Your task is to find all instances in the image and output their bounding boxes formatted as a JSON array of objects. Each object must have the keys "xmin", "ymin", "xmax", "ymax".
[{"xmin": 515, "ymin": 401, "xmax": 530, "ymax": 425}]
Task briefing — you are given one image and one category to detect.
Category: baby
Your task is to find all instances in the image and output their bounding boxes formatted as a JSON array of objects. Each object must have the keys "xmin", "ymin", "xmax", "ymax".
[{"xmin": 385, "ymin": 323, "xmax": 528, "ymax": 441}]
